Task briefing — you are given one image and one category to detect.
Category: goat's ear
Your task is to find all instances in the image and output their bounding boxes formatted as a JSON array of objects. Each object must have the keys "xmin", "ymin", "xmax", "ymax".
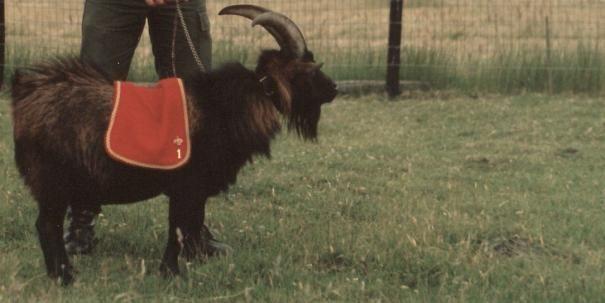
[{"xmin": 292, "ymin": 62, "xmax": 323, "ymax": 75}]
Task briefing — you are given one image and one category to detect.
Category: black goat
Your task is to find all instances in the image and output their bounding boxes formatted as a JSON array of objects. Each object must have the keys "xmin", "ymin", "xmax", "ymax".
[{"xmin": 10, "ymin": 5, "xmax": 337, "ymax": 285}]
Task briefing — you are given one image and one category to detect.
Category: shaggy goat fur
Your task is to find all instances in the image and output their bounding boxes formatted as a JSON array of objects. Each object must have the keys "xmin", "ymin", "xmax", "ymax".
[{"xmin": 11, "ymin": 49, "xmax": 337, "ymax": 284}]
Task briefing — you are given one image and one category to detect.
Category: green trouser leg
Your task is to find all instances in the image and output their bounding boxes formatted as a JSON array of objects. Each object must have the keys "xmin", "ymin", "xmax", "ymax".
[
  {"xmin": 148, "ymin": 1, "xmax": 212, "ymax": 78},
  {"xmin": 80, "ymin": 0, "xmax": 211, "ymax": 80}
]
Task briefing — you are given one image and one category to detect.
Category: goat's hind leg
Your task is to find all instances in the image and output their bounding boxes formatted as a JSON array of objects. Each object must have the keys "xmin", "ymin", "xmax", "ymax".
[
  {"xmin": 16, "ymin": 143, "xmax": 75, "ymax": 284},
  {"xmin": 36, "ymin": 202, "xmax": 73, "ymax": 285}
]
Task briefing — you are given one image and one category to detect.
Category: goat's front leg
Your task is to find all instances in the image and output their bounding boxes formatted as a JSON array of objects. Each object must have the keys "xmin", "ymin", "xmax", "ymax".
[
  {"xmin": 159, "ymin": 195, "xmax": 204, "ymax": 277},
  {"xmin": 36, "ymin": 202, "xmax": 73, "ymax": 285}
]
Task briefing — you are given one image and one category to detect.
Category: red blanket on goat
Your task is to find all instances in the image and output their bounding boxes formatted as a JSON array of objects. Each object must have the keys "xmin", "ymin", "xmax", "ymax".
[{"xmin": 105, "ymin": 78, "xmax": 191, "ymax": 170}]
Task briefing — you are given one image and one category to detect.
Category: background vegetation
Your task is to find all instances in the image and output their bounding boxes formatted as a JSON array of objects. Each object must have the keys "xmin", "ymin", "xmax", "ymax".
[{"xmin": 3, "ymin": 0, "xmax": 605, "ymax": 93}]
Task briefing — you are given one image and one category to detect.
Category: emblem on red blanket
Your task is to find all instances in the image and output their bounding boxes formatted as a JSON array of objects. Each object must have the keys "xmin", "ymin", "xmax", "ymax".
[{"xmin": 105, "ymin": 78, "xmax": 191, "ymax": 170}]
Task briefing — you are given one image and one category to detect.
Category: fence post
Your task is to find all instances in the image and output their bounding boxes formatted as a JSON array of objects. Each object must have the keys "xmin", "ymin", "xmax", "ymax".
[
  {"xmin": 386, "ymin": 0, "xmax": 403, "ymax": 98},
  {"xmin": 545, "ymin": 16, "xmax": 553, "ymax": 94},
  {"xmin": 0, "ymin": 0, "xmax": 5, "ymax": 90}
]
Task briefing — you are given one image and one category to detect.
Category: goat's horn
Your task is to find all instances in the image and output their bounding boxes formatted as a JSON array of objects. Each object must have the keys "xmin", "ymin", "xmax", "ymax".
[
  {"xmin": 219, "ymin": 5, "xmax": 307, "ymax": 58},
  {"xmin": 218, "ymin": 4, "xmax": 271, "ymax": 19},
  {"xmin": 219, "ymin": 5, "xmax": 284, "ymax": 47}
]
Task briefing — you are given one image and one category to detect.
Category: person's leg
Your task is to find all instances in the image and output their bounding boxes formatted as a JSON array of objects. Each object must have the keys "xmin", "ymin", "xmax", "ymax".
[
  {"xmin": 147, "ymin": 0, "xmax": 212, "ymax": 79},
  {"xmin": 68, "ymin": 0, "xmax": 148, "ymax": 254},
  {"xmin": 80, "ymin": 0, "xmax": 149, "ymax": 80}
]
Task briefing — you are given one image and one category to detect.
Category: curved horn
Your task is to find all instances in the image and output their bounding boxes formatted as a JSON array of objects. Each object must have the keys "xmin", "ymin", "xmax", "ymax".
[
  {"xmin": 218, "ymin": 4, "xmax": 271, "ymax": 19},
  {"xmin": 219, "ymin": 5, "xmax": 285, "ymax": 47},
  {"xmin": 219, "ymin": 5, "xmax": 307, "ymax": 58}
]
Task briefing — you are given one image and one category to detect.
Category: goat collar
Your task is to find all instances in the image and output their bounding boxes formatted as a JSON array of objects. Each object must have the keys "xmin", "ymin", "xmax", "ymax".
[{"xmin": 257, "ymin": 74, "xmax": 276, "ymax": 97}]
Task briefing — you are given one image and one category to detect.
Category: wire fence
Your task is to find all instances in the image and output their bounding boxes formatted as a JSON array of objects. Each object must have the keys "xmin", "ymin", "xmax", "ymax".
[{"xmin": 4, "ymin": 0, "xmax": 605, "ymax": 92}]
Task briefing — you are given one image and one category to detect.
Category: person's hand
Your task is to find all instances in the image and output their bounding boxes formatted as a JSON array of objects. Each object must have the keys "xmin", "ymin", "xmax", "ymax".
[{"xmin": 145, "ymin": 0, "xmax": 189, "ymax": 6}]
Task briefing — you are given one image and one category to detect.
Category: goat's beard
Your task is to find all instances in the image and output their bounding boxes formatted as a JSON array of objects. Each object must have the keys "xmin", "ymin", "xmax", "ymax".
[{"xmin": 288, "ymin": 97, "xmax": 321, "ymax": 141}]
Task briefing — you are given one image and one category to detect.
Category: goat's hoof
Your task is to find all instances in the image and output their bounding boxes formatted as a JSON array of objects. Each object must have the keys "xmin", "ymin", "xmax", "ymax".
[
  {"xmin": 159, "ymin": 263, "xmax": 180, "ymax": 279},
  {"xmin": 183, "ymin": 227, "xmax": 233, "ymax": 260},
  {"xmin": 53, "ymin": 267, "xmax": 75, "ymax": 286},
  {"xmin": 206, "ymin": 239, "xmax": 234, "ymax": 257},
  {"xmin": 59, "ymin": 274, "xmax": 74, "ymax": 286},
  {"xmin": 182, "ymin": 240, "xmax": 232, "ymax": 261},
  {"xmin": 48, "ymin": 264, "xmax": 75, "ymax": 286}
]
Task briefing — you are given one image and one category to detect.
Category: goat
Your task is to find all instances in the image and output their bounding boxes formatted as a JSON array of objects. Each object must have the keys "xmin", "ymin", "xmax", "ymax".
[{"xmin": 10, "ymin": 5, "xmax": 337, "ymax": 285}]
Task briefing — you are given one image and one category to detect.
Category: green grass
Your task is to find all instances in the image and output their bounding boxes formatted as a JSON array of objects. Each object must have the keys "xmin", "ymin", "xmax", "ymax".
[
  {"xmin": 7, "ymin": 42, "xmax": 603, "ymax": 95},
  {"xmin": 1, "ymin": 94, "xmax": 605, "ymax": 301},
  {"xmin": 397, "ymin": 43, "xmax": 605, "ymax": 94}
]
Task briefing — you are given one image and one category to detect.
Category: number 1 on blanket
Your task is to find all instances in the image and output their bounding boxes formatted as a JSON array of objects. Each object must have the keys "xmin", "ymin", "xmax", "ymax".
[{"xmin": 173, "ymin": 136, "xmax": 184, "ymax": 160}]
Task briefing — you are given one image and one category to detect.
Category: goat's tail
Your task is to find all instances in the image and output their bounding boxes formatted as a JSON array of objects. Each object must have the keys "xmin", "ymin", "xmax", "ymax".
[
  {"xmin": 10, "ymin": 65, "xmax": 56, "ymax": 106},
  {"xmin": 11, "ymin": 68, "xmax": 34, "ymax": 105},
  {"xmin": 11, "ymin": 58, "xmax": 111, "ymax": 106}
]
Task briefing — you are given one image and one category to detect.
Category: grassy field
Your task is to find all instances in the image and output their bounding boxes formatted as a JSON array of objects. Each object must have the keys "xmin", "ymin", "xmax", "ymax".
[
  {"xmin": 4, "ymin": 0, "xmax": 605, "ymax": 92},
  {"xmin": 1, "ymin": 93, "xmax": 604, "ymax": 302}
]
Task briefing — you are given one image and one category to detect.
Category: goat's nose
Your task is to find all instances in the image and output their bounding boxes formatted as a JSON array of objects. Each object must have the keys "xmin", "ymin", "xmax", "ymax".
[{"xmin": 331, "ymin": 83, "xmax": 339, "ymax": 98}]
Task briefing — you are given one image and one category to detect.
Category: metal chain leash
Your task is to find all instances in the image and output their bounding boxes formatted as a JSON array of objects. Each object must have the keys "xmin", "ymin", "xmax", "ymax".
[{"xmin": 171, "ymin": 0, "xmax": 206, "ymax": 76}]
